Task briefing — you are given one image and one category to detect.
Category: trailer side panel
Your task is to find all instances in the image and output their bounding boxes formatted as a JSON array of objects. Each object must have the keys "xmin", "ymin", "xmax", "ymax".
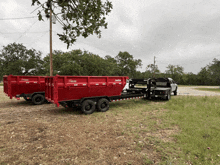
[
  {"xmin": 45, "ymin": 75, "xmax": 129, "ymax": 107},
  {"xmin": 3, "ymin": 75, "xmax": 46, "ymax": 99}
]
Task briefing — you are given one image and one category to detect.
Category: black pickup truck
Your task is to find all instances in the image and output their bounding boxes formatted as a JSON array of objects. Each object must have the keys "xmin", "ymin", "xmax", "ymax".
[
  {"xmin": 123, "ymin": 77, "xmax": 178, "ymax": 100},
  {"xmin": 149, "ymin": 77, "xmax": 178, "ymax": 100}
]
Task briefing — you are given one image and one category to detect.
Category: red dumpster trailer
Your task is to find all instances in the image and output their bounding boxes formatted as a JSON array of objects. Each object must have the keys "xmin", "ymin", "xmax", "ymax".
[
  {"xmin": 3, "ymin": 75, "xmax": 46, "ymax": 105},
  {"xmin": 45, "ymin": 75, "xmax": 147, "ymax": 114}
]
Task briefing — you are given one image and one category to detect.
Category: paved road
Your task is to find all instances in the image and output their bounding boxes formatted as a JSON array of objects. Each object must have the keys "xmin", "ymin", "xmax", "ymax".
[{"xmin": 178, "ymin": 86, "xmax": 220, "ymax": 96}]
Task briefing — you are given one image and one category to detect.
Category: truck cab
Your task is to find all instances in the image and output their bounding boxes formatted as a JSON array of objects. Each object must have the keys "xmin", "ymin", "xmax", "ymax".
[{"xmin": 167, "ymin": 78, "xmax": 178, "ymax": 95}]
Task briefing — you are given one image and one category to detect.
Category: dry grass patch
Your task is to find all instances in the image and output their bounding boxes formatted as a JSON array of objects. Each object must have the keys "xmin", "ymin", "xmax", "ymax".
[{"xmin": 0, "ymin": 90, "xmax": 177, "ymax": 165}]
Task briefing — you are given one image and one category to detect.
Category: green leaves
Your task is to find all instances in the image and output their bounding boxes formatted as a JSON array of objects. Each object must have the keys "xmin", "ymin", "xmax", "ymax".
[
  {"xmin": 41, "ymin": 50, "xmax": 143, "ymax": 77},
  {"xmin": 115, "ymin": 51, "xmax": 142, "ymax": 78},
  {"xmin": 197, "ymin": 58, "xmax": 220, "ymax": 85},
  {"xmin": 0, "ymin": 43, "xmax": 44, "ymax": 79},
  {"xmin": 32, "ymin": 0, "xmax": 113, "ymax": 48}
]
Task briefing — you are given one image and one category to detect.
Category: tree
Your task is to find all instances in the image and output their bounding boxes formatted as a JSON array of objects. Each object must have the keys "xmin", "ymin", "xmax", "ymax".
[
  {"xmin": 184, "ymin": 72, "xmax": 198, "ymax": 85},
  {"xmin": 197, "ymin": 67, "xmax": 210, "ymax": 85},
  {"xmin": 207, "ymin": 58, "xmax": 220, "ymax": 85},
  {"xmin": 115, "ymin": 51, "xmax": 142, "ymax": 78},
  {"xmin": 165, "ymin": 64, "xmax": 184, "ymax": 83},
  {"xmin": 32, "ymin": 0, "xmax": 113, "ymax": 48},
  {"xmin": 196, "ymin": 58, "xmax": 220, "ymax": 85},
  {"xmin": 0, "ymin": 43, "xmax": 44, "ymax": 80},
  {"xmin": 79, "ymin": 51, "xmax": 108, "ymax": 76},
  {"xmin": 43, "ymin": 49, "xmax": 119, "ymax": 76},
  {"xmin": 104, "ymin": 55, "xmax": 119, "ymax": 76},
  {"xmin": 146, "ymin": 64, "xmax": 160, "ymax": 78},
  {"xmin": 132, "ymin": 71, "xmax": 143, "ymax": 79},
  {"xmin": 43, "ymin": 49, "xmax": 84, "ymax": 75}
]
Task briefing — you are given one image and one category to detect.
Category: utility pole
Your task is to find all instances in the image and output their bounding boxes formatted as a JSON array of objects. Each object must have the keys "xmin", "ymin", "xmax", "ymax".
[{"xmin": 50, "ymin": 2, "xmax": 53, "ymax": 76}]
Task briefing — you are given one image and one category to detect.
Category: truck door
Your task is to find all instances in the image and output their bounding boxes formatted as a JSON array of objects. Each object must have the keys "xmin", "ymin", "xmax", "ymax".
[{"xmin": 170, "ymin": 80, "xmax": 175, "ymax": 92}]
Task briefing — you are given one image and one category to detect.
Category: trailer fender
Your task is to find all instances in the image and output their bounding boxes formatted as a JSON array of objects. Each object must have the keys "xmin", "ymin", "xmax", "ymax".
[
  {"xmin": 31, "ymin": 92, "xmax": 45, "ymax": 98},
  {"xmin": 80, "ymin": 96, "xmax": 111, "ymax": 104}
]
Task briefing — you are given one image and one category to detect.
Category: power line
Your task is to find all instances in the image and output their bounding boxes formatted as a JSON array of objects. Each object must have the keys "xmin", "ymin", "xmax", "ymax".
[
  {"xmin": 30, "ymin": 2, "xmax": 46, "ymax": 14},
  {"xmin": 28, "ymin": 31, "xmax": 48, "ymax": 47},
  {"xmin": 54, "ymin": 14, "xmax": 66, "ymax": 27},
  {"xmin": 15, "ymin": 20, "xmax": 38, "ymax": 42},
  {"xmin": 0, "ymin": 16, "xmax": 38, "ymax": 20},
  {"xmin": 0, "ymin": 31, "xmax": 48, "ymax": 34}
]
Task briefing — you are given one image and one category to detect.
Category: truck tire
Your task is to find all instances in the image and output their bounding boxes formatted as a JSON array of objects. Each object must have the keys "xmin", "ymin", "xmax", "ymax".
[
  {"xmin": 97, "ymin": 98, "xmax": 109, "ymax": 112},
  {"xmin": 81, "ymin": 100, "xmax": 96, "ymax": 114},
  {"xmin": 23, "ymin": 96, "xmax": 31, "ymax": 101},
  {"xmin": 166, "ymin": 91, "xmax": 171, "ymax": 101},
  {"xmin": 32, "ymin": 94, "xmax": 45, "ymax": 105},
  {"xmin": 174, "ymin": 88, "xmax": 177, "ymax": 96}
]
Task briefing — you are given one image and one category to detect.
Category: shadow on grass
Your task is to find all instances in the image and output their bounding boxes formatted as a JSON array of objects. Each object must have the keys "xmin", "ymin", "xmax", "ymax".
[
  {"xmin": 0, "ymin": 100, "xmax": 51, "ymax": 109},
  {"xmin": 109, "ymin": 98, "xmax": 151, "ymax": 109},
  {"xmin": 149, "ymin": 97, "xmax": 169, "ymax": 102},
  {"xmin": 47, "ymin": 106, "xmax": 84, "ymax": 116}
]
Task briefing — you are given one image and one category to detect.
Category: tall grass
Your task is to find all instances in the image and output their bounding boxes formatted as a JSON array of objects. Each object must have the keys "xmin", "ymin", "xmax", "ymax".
[
  {"xmin": 163, "ymin": 96, "xmax": 220, "ymax": 164},
  {"xmin": 107, "ymin": 96, "xmax": 220, "ymax": 164}
]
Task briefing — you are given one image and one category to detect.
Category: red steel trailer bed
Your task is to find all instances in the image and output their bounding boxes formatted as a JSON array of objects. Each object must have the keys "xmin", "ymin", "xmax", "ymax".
[
  {"xmin": 45, "ymin": 75, "xmax": 130, "ymax": 114},
  {"xmin": 3, "ymin": 75, "xmax": 46, "ymax": 105}
]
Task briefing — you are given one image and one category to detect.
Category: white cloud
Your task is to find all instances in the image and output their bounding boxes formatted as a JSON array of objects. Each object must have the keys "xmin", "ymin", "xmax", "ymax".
[{"xmin": 1, "ymin": 0, "xmax": 220, "ymax": 74}]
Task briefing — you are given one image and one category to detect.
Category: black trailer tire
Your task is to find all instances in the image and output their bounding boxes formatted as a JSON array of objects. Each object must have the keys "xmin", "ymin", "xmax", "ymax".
[
  {"xmin": 81, "ymin": 100, "xmax": 96, "ymax": 114},
  {"xmin": 166, "ymin": 91, "xmax": 171, "ymax": 101},
  {"xmin": 97, "ymin": 98, "xmax": 109, "ymax": 112},
  {"xmin": 23, "ymin": 96, "xmax": 31, "ymax": 101},
  {"xmin": 174, "ymin": 88, "xmax": 177, "ymax": 96},
  {"xmin": 32, "ymin": 94, "xmax": 45, "ymax": 105},
  {"xmin": 67, "ymin": 102, "xmax": 72, "ymax": 108}
]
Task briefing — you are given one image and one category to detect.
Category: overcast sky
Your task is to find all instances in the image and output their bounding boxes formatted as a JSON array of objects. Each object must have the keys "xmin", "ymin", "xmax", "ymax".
[{"xmin": 1, "ymin": 0, "xmax": 220, "ymax": 74}]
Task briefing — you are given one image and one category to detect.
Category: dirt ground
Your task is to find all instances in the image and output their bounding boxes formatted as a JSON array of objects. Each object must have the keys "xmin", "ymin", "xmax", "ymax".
[
  {"xmin": 0, "ymin": 87, "xmax": 166, "ymax": 165},
  {"xmin": 0, "ymin": 86, "xmax": 218, "ymax": 164},
  {"xmin": 177, "ymin": 86, "xmax": 220, "ymax": 96}
]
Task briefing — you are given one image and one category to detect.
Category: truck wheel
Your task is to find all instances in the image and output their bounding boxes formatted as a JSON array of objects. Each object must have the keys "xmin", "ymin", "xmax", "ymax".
[
  {"xmin": 174, "ymin": 88, "xmax": 177, "ymax": 96},
  {"xmin": 97, "ymin": 98, "xmax": 109, "ymax": 112},
  {"xmin": 23, "ymin": 96, "xmax": 31, "ymax": 101},
  {"xmin": 81, "ymin": 100, "xmax": 96, "ymax": 114},
  {"xmin": 166, "ymin": 91, "xmax": 171, "ymax": 101},
  {"xmin": 32, "ymin": 94, "xmax": 45, "ymax": 105}
]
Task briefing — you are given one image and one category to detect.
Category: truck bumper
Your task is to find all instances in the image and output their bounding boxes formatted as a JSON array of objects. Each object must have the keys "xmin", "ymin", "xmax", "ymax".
[{"xmin": 154, "ymin": 95, "xmax": 166, "ymax": 99}]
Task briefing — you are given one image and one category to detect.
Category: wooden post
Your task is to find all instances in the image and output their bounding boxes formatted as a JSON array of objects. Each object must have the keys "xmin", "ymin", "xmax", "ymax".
[{"xmin": 50, "ymin": 3, "xmax": 53, "ymax": 76}]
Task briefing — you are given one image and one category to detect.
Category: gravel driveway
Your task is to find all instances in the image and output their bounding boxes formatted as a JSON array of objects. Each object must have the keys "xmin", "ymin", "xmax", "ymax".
[{"xmin": 178, "ymin": 86, "xmax": 220, "ymax": 96}]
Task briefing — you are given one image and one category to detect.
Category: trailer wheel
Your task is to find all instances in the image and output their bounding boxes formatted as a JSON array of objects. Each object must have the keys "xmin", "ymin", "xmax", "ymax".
[
  {"xmin": 166, "ymin": 91, "xmax": 171, "ymax": 101},
  {"xmin": 32, "ymin": 94, "xmax": 45, "ymax": 105},
  {"xmin": 81, "ymin": 100, "xmax": 96, "ymax": 114},
  {"xmin": 23, "ymin": 96, "xmax": 31, "ymax": 101},
  {"xmin": 97, "ymin": 98, "xmax": 109, "ymax": 112},
  {"xmin": 174, "ymin": 88, "xmax": 177, "ymax": 96}
]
